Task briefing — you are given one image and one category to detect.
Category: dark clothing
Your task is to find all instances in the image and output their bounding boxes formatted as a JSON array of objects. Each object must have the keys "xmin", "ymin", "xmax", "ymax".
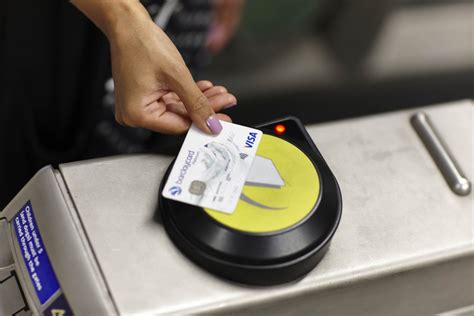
[
  {"xmin": 0, "ymin": 0, "xmax": 212, "ymax": 209},
  {"xmin": 0, "ymin": 1, "xmax": 109, "ymax": 208}
]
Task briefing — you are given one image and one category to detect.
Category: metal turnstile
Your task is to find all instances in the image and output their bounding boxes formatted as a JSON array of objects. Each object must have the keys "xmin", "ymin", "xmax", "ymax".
[{"xmin": 1, "ymin": 100, "xmax": 472, "ymax": 315}]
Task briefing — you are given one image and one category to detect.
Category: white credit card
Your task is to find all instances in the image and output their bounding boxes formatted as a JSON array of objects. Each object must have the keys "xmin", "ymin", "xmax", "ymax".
[{"xmin": 162, "ymin": 121, "xmax": 262, "ymax": 214}]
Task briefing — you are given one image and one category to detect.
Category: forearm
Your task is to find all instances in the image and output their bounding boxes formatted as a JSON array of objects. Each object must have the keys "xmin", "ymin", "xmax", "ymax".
[
  {"xmin": 70, "ymin": 0, "xmax": 152, "ymax": 40},
  {"xmin": 71, "ymin": 0, "xmax": 229, "ymax": 134}
]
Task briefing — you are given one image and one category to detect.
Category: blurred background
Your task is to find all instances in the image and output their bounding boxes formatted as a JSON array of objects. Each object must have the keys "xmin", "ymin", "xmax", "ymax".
[
  {"xmin": 0, "ymin": 0, "xmax": 473, "ymax": 208},
  {"xmin": 202, "ymin": 0, "xmax": 474, "ymax": 126}
]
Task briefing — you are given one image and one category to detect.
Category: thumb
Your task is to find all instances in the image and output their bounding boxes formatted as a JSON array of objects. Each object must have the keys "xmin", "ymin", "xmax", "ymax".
[{"xmin": 170, "ymin": 71, "xmax": 223, "ymax": 135}]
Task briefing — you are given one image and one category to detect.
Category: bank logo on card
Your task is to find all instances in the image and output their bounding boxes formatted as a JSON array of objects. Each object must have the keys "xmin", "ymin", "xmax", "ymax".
[
  {"xmin": 162, "ymin": 121, "xmax": 262, "ymax": 214},
  {"xmin": 169, "ymin": 186, "xmax": 182, "ymax": 196}
]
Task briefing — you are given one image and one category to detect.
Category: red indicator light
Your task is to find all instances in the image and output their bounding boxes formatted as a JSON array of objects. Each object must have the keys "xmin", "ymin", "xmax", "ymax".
[{"xmin": 274, "ymin": 124, "xmax": 286, "ymax": 135}]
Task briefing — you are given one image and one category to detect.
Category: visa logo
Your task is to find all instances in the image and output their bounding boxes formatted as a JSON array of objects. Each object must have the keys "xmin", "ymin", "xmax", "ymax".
[{"xmin": 245, "ymin": 132, "xmax": 258, "ymax": 148}]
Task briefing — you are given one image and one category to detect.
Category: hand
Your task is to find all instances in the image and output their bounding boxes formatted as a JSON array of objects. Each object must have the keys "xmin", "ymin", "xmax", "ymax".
[
  {"xmin": 110, "ymin": 15, "xmax": 236, "ymax": 134},
  {"xmin": 72, "ymin": 1, "xmax": 236, "ymax": 134},
  {"xmin": 207, "ymin": 0, "xmax": 245, "ymax": 54},
  {"xmin": 159, "ymin": 79, "xmax": 237, "ymax": 131}
]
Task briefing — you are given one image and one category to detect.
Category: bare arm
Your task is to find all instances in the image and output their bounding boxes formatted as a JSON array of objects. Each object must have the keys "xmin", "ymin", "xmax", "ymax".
[{"xmin": 71, "ymin": 0, "xmax": 236, "ymax": 134}]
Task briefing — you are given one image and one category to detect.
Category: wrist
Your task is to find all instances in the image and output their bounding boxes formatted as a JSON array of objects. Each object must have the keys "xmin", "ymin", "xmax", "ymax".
[
  {"xmin": 72, "ymin": 0, "xmax": 152, "ymax": 41},
  {"xmin": 102, "ymin": 1, "xmax": 152, "ymax": 41}
]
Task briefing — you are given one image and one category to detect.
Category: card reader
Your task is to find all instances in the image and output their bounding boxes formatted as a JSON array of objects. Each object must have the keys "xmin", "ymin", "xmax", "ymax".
[{"xmin": 159, "ymin": 117, "xmax": 342, "ymax": 285}]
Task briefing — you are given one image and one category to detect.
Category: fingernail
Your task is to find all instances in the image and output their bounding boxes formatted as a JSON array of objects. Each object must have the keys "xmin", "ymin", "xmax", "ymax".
[
  {"xmin": 206, "ymin": 115, "xmax": 223, "ymax": 134},
  {"xmin": 224, "ymin": 103, "xmax": 237, "ymax": 109}
]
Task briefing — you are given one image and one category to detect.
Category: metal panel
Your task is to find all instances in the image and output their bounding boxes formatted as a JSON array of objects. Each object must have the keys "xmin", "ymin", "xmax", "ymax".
[
  {"xmin": 1, "ymin": 167, "xmax": 116, "ymax": 315},
  {"xmin": 207, "ymin": 255, "xmax": 474, "ymax": 316},
  {"xmin": 58, "ymin": 100, "xmax": 473, "ymax": 315}
]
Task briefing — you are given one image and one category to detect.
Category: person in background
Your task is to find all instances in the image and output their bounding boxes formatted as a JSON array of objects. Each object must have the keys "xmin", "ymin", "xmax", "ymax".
[{"xmin": 0, "ymin": 0, "xmax": 244, "ymax": 209}]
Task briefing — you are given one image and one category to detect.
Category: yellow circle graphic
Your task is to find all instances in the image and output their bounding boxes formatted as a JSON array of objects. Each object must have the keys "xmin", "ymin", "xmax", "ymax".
[{"xmin": 204, "ymin": 134, "xmax": 321, "ymax": 233}]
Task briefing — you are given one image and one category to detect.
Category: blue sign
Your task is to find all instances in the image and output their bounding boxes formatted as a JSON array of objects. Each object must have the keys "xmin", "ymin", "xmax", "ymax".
[
  {"xmin": 43, "ymin": 294, "xmax": 74, "ymax": 315},
  {"xmin": 13, "ymin": 201, "xmax": 60, "ymax": 304}
]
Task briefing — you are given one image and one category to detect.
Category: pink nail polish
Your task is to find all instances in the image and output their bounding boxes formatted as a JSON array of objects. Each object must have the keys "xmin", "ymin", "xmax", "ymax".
[{"xmin": 206, "ymin": 116, "xmax": 223, "ymax": 134}]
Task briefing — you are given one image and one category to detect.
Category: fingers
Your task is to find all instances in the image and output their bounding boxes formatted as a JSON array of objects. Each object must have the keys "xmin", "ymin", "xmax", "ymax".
[
  {"xmin": 162, "ymin": 91, "xmax": 179, "ymax": 104},
  {"xmin": 165, "ymin": 89, "xmax": 236, "ymax": 115},
  {"xmin": 215, "ymin": 112, "xmax": 232, "ymax": 123},
  {"xmin": 182, "ymin": 87, "xmax": 221, "ymax": 134},
  {"xmin": 163, "ymin": 85, "xmax": 236, "ymax": 109},
  {"xmin": 137, "ymin": 102, "xmax": 192, "ymax": 134},
  {"xmin": 162, "ymin": 63, "xmax": 220, "ymax": 134},
  {"xmin": 163, "ymin": 82, "xmax": 215, "ymax": 103},
  {"xmin": 207, "ymin": 93, "xmax": 236, "ymax": 109},
  {"xmin": 116, "ymin": 75, "xmax": 234, "ymax": 135},
  {"xmin": 166, "ymin": 103, "xmax": 188, "ymax": 117},
  {"xmin": 203, "ymin": 86, "xmax": 227, "ymax": 98},
  {"xmin": 170, "ymin": 74, "xmax": 237, "ymax": 134},
  {"xmin": 117, "ymin": 100, "xmax": 232, "ymax": 135},
  {"xmin": 196, "ymin": 80, "xmax": 213, "ymax": 91}
]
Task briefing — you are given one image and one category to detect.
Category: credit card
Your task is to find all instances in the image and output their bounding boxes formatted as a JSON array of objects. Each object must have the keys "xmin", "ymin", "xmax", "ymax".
[{"xmin": 162, "ymin": 121, "xmax": 262, "ymax": 214}]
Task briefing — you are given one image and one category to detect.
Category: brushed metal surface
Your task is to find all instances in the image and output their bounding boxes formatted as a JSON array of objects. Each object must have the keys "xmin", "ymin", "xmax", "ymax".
[
  {"xmin": 59, "ymin": 100, "xmax": 474, "ymax": 315},
  {"xmin": 0, "ymin": 267, "xmax": 28, "ymax": 316},
  {"xmin": 1, "ymin": 167, "xmax": 116, "ymax": 315},
  {"xmin": 0, "ymin": 220, "xmax": 13, "ymax": 268}
]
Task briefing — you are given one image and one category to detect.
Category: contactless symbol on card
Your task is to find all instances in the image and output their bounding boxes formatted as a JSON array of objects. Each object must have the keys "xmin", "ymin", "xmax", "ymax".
[{"xmin": 162, "ymin": 121, "xmax": 262, "ymax": 214}]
